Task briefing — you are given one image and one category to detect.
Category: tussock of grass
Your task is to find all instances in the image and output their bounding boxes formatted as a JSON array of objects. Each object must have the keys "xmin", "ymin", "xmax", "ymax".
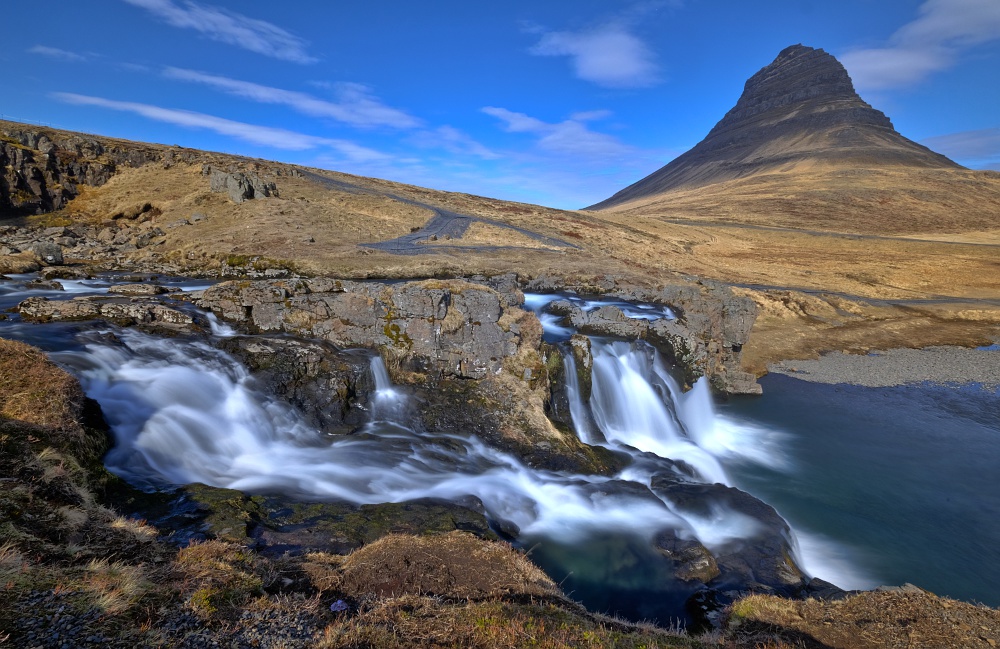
[
  {"xmin": 725, "ymin": 590, "xmax": 1000, "ymax": 649},
  {"xmin": 0, "ymin": 339, "xmax": 85, "ymax": 432},
  {"xmin": 177, "ymin": 540, "xmax": 272, "ymax": 617},
  {"xmin": 338, "ymin": 532, "xmax": 559, "ymax": 601},
  {"xmin": 110, "ymin": 515, "xmax": 159, "ymax": 540},
  {"xmin": 84, "ymin": 558, "xmax": 150, "ymax": 614}
]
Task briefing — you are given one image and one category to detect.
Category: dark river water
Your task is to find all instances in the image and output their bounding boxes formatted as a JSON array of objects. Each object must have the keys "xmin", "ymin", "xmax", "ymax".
[{"xmin": 721, "ymin": 373, "xmax": 1000, "ymax": 606}]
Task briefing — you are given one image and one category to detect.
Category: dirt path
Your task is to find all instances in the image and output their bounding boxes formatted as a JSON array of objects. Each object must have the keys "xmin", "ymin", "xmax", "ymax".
[{"xmin": 302, "ymin": 170, "xmax": 577, "ymax": 255}]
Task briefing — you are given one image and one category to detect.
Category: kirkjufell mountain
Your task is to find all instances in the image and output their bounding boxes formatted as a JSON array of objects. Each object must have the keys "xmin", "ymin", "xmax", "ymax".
[{"xmin": 585, "ymin": 45, "xmax": 1000, "ymax": 233}]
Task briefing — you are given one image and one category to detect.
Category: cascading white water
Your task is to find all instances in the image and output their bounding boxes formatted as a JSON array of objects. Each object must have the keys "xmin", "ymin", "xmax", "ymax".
[
  {"xmin": 587, "ymin": 340, "xmax": 729, "ymax": 485},
  {"xmin": 562, "ymin": 354, "xmax": 600, "ymax": 445},
  {"xmin": 368, "ymin": 356, "xmax": 408, "ymax": 424},
  {"xmin": 51, "ymin": 328, "xmax": 785, "ymax": 549}
]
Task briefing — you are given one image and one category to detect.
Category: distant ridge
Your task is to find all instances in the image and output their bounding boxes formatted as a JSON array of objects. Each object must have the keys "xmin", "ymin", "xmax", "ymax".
[{"xmin": 588, "ymin": 44, "xmax": 961, "ymax": 211}]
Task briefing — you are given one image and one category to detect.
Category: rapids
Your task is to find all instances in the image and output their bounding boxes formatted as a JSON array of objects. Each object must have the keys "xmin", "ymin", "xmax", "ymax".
[{"xmin": 0, "ymin": 275, "xmax": 883, "ymax": 622}]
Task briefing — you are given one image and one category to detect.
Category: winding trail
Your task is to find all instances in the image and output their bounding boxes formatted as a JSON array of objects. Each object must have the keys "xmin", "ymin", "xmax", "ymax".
[{"xmin": 302, "ymin": 171, "xmax": 577, "ymax": 255}]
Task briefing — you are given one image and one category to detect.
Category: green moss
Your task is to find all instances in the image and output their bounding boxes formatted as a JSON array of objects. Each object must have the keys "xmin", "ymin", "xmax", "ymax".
[
  {"xmin": 181, "ymin": 483, "xmax": 264, "ymax": 542},
  {"xmin": 382, "ymin": 318, "xmax": 413, "ymax": 350}
]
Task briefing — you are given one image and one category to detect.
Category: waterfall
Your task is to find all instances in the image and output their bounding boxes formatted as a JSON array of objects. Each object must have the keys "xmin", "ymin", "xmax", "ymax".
[
  {"xmin": 563, "ymin": 353, "xmax": 600, "ymax": 445},
  {"xmin": 0, "ymin": 273, "xmax": 877, "ymax": 612},
  {"xmin": 368, "ymin": 356, "xmax": 408, "ymax": 424},
  {"xmin": 205, "ymin": 312, "xmax": 237, "ymax": 337},
  {"xmin": 588, "ymin": 340, "xmax": 728, "ymax": 485}
]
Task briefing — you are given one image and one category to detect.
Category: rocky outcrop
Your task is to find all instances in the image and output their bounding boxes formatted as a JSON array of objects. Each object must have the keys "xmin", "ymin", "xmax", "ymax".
[
  {"xmin": 216, "ymin": 336, "xmax": 372, "ymax": 435},
  {"xmin": 0, "ymin": 123, "xmax": 162, "ymax": 216},
  {"xmin": 527, "ymin": 276, "xmax": 761, "ymax": 394},
  {"xmin": 196, "ymin": 278, "xmax": 522, "ymax": 380},
  {"xmin": 206, "ymin": 166, "xmax": 278, "ymax": 203},
  {"xmin": 18, "ymin": 295, "xmax": 194, "ymax": 328},
  {"xmin": 589, "ymin": 44, "xmax": 960, "ymax": 209}
]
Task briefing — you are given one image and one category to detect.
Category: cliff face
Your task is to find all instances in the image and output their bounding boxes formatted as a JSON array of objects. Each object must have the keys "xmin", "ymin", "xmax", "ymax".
[
  {"xmin": 588, "ymin": 44, "xmax": 961, "ymax": 210},
  {"xmin": 0, "ymin": 122, "xmax": 169, "ymax": 217}
]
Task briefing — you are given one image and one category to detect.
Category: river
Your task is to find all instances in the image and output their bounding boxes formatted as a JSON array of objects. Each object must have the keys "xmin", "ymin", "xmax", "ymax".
[{"xmin": 1, "ymin": 273, "xmax": 998, "ymax": 625}]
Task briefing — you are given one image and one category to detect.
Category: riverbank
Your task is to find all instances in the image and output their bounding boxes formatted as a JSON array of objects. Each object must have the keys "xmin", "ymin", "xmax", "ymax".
[{"xmin": 767, "ymin": 344, "xmax": 1000, "ymax": 389}]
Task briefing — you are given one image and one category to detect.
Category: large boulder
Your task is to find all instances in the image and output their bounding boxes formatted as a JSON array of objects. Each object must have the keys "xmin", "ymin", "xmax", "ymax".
[{"xmin": 208, "ymin": 168, "xmax": 277, "ymax": 203}]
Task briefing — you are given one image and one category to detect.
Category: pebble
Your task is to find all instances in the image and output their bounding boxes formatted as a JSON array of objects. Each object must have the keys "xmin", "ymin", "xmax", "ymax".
[{"xmin": 768, "ymin": 345, "xmax": 1000, "ymax": 390}]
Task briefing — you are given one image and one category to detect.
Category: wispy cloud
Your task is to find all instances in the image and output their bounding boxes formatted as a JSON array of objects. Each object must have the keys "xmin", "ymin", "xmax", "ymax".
[
  {"xmin": 922, "ymin": 127, "xmax": 1000, "ymax": 166},
  {"xmin": 27, "ymin": 45, "xmax": 88, "ymax": 62},
  {"xmin": 482, "ymin": 107, "xmax": 636, "ymax": 159},
  {"xmin": 121, "ymin": 0, "xmax": 316, "ymax": 63},
  {"xmin": 409, "ymin": 126, "xmax": 500, "ymax": 160},
  {"xmin": 528, "ymin": 23, "xmax": 660, "ymax": 88},
  {"xmin": 841, "ymin": 0, "xmax": 1000, "ymax": 90},
  {"xmin": 163, "ymin": 68, "xmax": 420, "ymax": 129},
  {"xmin": 51, "ymin": 92, "xmax": 386, "ymax": 161}
]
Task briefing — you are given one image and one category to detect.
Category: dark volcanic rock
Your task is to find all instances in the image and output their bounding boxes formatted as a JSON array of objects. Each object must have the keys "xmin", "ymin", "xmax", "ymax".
[
  {"xmin": 217, "ymin": 336, "xmax": 372, "ymax": 435},
  {"xmin": 589, "ymin": 44, "xmax": 960, "ymax": 209}
]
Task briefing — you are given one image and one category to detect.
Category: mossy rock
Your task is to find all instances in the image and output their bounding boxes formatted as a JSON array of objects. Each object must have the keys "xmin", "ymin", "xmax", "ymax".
[
  {"xmin": 179, "ymin": 483, "xmax": 266, "ymax": 543},
  {"xmin": 255, "ymin": 496, "xmax": 496, "ymax": 554}
]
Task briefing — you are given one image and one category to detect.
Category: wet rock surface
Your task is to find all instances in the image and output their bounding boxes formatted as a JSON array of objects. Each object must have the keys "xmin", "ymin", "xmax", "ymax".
[
  {"xmin": 217, "ymin": 335, "xmax": 372, "ymax": 435},
  {"xmin": 18, "ymin": 294, "xmax": 194, "ymax": 328},
  {"xmin": 196, "ymin": 278, "xmax": 522, "ymax": 380},
  {"xmin": 527, "ymin": 274, "xmax": 761, "ymax": 394}
]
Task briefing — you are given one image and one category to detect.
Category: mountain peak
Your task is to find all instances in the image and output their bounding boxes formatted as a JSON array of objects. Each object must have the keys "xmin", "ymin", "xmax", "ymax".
[
  {"xmin": 709, "ymin": 43, "xmax": 891, "ymax": 138},
  {"xmin": 588, "ymin": 44, "xmax": 959, "ymax": 211}
]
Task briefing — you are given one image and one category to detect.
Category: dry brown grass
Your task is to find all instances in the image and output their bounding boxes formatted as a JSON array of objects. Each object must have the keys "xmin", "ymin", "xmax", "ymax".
[
  {"xmin": 83, "ymin": 558, "xmax": 151, "ymax": 614},
  {"xmin": 316, "ymin": 595, "xmax": 699, "ymax": 649},
  {"xmin": 176, "ymin": 540, "xmax": 273, "ymax": 617},
  {"xmin": 337, "ymin": 532, "xmax": 559, "ymax": 601},
  {"xmin": 725, "ymin": 590, "xmax": 1000, "ymax": 649},
  {"xmin": 601, "ymin": 166, "xmax": 1000, "ymax": 236},
  {"xmin": 0, "ymin": 339, "xmax": 84, "ymax": 431}
]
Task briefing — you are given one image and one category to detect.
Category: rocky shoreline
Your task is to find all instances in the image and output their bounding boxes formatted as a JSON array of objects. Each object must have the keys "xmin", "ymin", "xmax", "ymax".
[{"xmin": 768, "ymin": 345, "xmax": 1000, "ymax": 390}]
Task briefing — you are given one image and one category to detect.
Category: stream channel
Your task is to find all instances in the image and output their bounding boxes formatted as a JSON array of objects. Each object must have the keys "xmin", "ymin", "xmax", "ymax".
[{"xmin": 2, "ymin": 273, "xmax": 998, "ymax": 626}]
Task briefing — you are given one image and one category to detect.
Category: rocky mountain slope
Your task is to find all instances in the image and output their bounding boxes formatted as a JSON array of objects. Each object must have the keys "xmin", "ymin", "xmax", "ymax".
[
  {"xmin": 587, "ymin": 45, "xmax": 1000, "ymax": 237},
  {"xmin": 590, "ymin": 44, "xmax": 959, "ymax": 209}
]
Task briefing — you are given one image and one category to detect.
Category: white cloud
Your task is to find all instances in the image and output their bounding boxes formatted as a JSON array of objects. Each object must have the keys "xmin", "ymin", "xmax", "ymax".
[
  {"xmin": 841, "ymin": 0, "xmax": 1000, "ymax": 90},
  {"xmin": 922, "ymin": 127, "xmax": 1000, "ymax": 165},
  {"xmin": 529, "ymin": 24, "xmax": 660, "ymax": 88},
  {"xmin": 409, "ymin": 126, "xmax": 500, "ymax": 160},
  {"xmin": 163, "ymin": 68, "xmax": 420, "ymax": 129},
  {"xmin": 122, "ymin": 0, "xmax": 316, "ymax": 64},
  {"xmin": 27, "ymin": 45, "xmax": 87, "ymax": 62},
  {"xmin": 482, "ymin": 107, "xmax": 635, "ymax": 160},
  {"xmin": 51, "ymin": 92, "xmax": 386, "ymax": 161}
]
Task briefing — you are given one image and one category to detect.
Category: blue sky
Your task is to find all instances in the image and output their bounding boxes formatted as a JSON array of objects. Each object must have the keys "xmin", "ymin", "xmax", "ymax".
[{"xmin": 3, "ymin": 0, "xmax": 999, "ymax": 209}]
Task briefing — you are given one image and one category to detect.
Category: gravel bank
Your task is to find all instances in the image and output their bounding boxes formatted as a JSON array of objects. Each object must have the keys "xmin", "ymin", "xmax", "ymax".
[{"xmin": 768, "ymin": 344, "xmax": 1000, "ymax": 389}]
